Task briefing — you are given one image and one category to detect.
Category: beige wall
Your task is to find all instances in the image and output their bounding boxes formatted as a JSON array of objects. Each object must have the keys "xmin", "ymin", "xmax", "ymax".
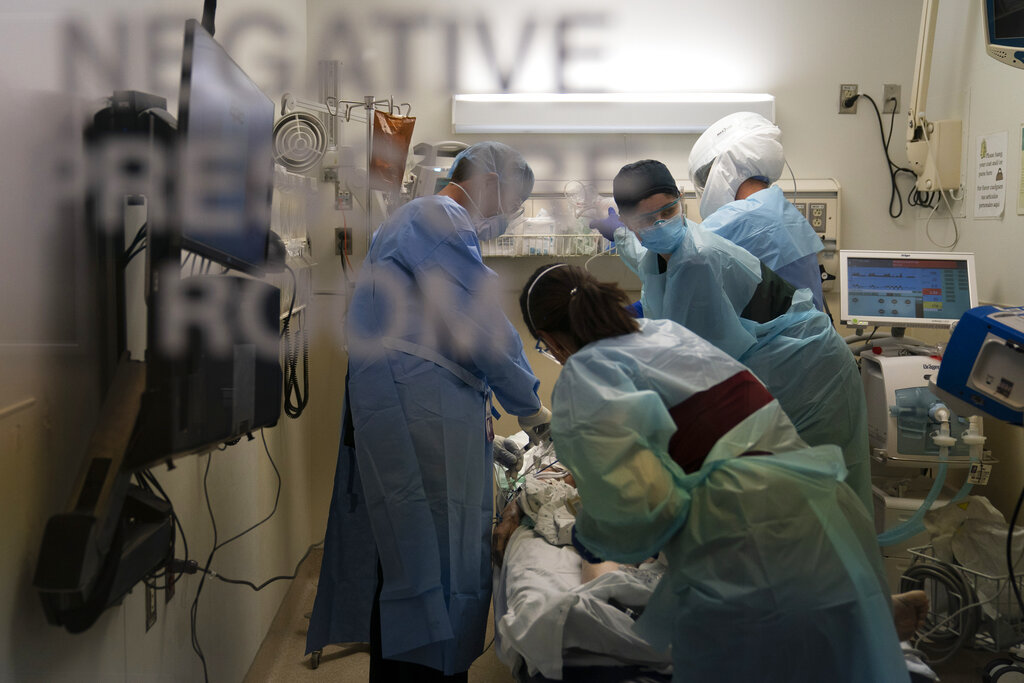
[{"xmin": 4, "ymin": 0, "xmax": 1024, "ymax": 680}]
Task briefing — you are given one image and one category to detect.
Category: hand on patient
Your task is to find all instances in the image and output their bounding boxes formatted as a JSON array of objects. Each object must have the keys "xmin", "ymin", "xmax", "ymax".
[{"xmin": 492, "ymin": 498, "xmax": 524, "ymax": 567}]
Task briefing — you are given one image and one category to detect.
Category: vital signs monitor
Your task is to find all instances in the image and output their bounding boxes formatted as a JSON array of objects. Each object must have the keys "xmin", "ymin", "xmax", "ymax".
[{"xmin": 839, "ymin": 250, "xmax": 978, "ymax": 330}]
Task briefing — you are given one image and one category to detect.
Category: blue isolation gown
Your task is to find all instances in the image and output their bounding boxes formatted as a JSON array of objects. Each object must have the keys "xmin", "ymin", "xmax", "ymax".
[
  {"xmin": 699, "ymin": 185, "xmax": 825, "ymax": 311},
  {"xmin": 612, "ymin": 221, "xmax": 870, "ymax": 512},
  {"xmin": 306, "ymin": 195, "xmax": 541, "ymax": 674},
  {"xmin": 550, "ymin": 319, "xmax": 908, "ymax": 683}
]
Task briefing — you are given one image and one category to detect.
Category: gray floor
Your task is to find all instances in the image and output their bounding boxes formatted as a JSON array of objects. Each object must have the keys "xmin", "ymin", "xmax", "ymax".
[
  {"xmin": 243, "ymin": 549, "xmax": 1009, "ymax": 683},
  {"xmin": 242, "ymin": 549, "xmax": 515, "ymax": 682}
]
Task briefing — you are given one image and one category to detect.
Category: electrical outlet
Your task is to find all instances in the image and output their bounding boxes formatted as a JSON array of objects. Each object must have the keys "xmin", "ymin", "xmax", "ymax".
[
  {"xmin": 808, "ymin": 202, "xmax": 827, "ymax": 233},
  {"xmin": 336, "ymin": 185, "xmax": 353, "ymax": 211},
  {"xmin": 882, "ymin": 84, "xmax": 901, "ymax": 114},
  {"xmin": 838, "ymin": 84, "xmax": 859, "ymax": 114},
  {"xmin": 335, "ymin": 227, "xmax": 352, "ymax": 255}
]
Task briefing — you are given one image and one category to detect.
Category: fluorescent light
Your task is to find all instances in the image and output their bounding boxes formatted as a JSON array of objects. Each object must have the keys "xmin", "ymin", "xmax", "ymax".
[{"xmin": 451, "ymin": 93, "xmax": 775, "ymax": 134}]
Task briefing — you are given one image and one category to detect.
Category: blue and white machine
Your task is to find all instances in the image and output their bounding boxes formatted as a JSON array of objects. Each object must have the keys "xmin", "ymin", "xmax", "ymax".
[
  {"xmin": 862, "ymin": 353, "xmax": 980, "ymax": 467},
  {"xmin": 933, "ymin": 305, "xmax": 1024, "ymax": 426}
]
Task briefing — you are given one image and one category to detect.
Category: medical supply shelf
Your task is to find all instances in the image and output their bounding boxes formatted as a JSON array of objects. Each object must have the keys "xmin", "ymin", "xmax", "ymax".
[
  {"xmin": 480, "ymin": 233, "xmax": 612, "ymax": 258},
  {"xmin": 903, "ymin": 545, "xmax": 1024, "ymax": 661}
]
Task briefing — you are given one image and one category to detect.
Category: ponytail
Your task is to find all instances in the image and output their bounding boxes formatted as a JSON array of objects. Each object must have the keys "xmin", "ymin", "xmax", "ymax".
[
  {"xmin": 520, "ymin": 264, "xmax": 639, "ymax": 349},
  {"xmin": 566, "ymin": 278, "xmax": 638, "ymax": 346}
]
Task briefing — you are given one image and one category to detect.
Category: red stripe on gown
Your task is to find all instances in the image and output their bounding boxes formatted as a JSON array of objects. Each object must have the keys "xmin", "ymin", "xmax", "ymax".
[{"xmin": 667, "ymin": 370, "xmax": 774, "ymax": 473}]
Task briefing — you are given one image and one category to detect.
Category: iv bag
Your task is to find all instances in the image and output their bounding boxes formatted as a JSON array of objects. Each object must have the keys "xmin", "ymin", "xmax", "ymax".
[{"xmin": 370, "ymin": 110, "xmax": 416, "ymax": 193}]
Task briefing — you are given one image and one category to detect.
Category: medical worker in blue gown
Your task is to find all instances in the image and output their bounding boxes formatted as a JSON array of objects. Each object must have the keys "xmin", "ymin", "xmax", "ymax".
[
  {"xmin": 519, "ymin": 263, "xmax": 910, "ymax": 683},
  {"xmin": 306, "ymin": 142, "xmax": 551, "ymax": 682},
  {"xmin": 601, "ymin": 159, "xmax": 871, "ymax": 513},
  {"xmin": 598, "ymin": 113, "xmax": 823, "ymax": 311},
  {"xmin": 594, "ymin": 113, "xmax": 825, "ymax": 311},
  {"xmin": 689, "ymin": 111, "xmax": 825, "ymax": 311}
]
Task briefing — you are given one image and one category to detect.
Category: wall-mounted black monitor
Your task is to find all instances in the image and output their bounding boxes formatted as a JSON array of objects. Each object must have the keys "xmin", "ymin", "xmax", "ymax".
[
  {"xmin": 177, "ymin": 18, "xmax": 274, "ymax": 275},
  {"xmin": 985, "ymin": 0, "xmax": 1024, "ymax": 69},
  {"xmin": 33, "ymin": 20, "xmax": 283, "ymax": 633},
  {"xmin": 128, "ymin": 20, "xmax": 282, "ymax": 469}
]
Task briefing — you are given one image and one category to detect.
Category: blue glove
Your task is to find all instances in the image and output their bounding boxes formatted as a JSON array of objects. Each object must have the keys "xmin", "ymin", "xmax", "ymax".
[{"xmin": 589, "ymin": 207, "xmax": 624, "ymax": 241}]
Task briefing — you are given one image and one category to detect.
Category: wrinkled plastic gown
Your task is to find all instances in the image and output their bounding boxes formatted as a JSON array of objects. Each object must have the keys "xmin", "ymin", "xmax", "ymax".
[
  {"xmin": 699, "ymin": 185, "xmax": 824, "ymax": 310},
  {"xmin": 610, "ymin": 222, "xmax": 871, "ymax": 513},
  {"xmin": 633, "ymin": 448, "xmax": 906, "ymax": 682},
  {"xmin": 562, "ymin": 404, "xmax": 908, "ymax": 683}
]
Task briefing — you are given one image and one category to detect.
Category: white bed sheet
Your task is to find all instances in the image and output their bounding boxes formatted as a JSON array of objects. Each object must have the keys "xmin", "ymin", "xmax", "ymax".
[{"xmin": 493, "ymin": 525, "xmax": 672, "ymax": 681}]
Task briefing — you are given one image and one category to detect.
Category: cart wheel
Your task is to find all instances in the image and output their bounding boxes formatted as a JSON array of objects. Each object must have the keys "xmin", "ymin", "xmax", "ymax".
[
  {"xmin": 986, "ymin": 660, "xmax": 1024, "ymax": 683},
  {"xmin": 310, "ymin": 650, "xmax": 321, "ymax": 670},
  {"xmin": 985, "ymin": 658, "xmax": 1015, "ymax": 682}
]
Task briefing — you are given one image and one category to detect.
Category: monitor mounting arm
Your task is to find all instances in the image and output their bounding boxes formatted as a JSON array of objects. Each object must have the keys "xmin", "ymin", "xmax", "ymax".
[{"xmin": 905, "ymin": 0, "xmax": 963, "ymax": 193}]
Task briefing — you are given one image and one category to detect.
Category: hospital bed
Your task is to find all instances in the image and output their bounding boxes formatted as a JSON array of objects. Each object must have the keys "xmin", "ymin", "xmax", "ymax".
[
  {"xmin": 490, "ymin": 437, "xmax": 939, "ymax": 683},
  {"xmin": 491, "ymin": 436, "xmax": 673, "ymax": 682}
]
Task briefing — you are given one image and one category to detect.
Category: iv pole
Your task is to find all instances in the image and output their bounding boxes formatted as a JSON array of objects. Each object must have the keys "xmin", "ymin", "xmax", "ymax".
[{"xmin": 281, "ymin": 92, "xmax": 411, "ymax": 256}]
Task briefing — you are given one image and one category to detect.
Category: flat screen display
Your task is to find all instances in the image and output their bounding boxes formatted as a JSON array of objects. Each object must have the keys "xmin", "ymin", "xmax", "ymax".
[
  {"xmin": 839, "ymin": 250, "xmax": 978, "ymax": 329},
  {"xmin": 992, "ymin": 0, "xmax": 1024, "ymax": 41},
  {"xmin": 177, "ymin": 19, "xmax": 274, "ymax": 275}
]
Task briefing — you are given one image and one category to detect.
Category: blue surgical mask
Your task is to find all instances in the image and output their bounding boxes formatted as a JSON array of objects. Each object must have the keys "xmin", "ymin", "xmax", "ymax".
[
  {"xmin": 637, "ymin": 214, "xmax": 685, "ymax": 253},
  {"xmin": 475, "ymin": 214, "xmax": 508, "ymax": 241}
]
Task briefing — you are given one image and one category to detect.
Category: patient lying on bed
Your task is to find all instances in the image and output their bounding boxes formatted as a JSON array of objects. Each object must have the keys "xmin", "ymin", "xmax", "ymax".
[
  {"xmin": 490, "ymin": 445, "xmax": 673, "ymax": 682},
  {"xmin": 490, "ymin": 438, "xmax": 932, "ymax": 683}
]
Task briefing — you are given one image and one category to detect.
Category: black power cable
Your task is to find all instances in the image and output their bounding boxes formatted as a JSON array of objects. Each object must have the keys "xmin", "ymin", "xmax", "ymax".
[
  {"xmin": 123, "ymin": 222, "xmax": 148, "ymax": 265},
  {"xmin": 201, "ymin": 0, "xmax": 217, "ymax": 37},
  {"xmin": 137, "ymin": 470, "xmax": 190, "ymax": 590},
  {"xmin": 190, "ymin": 454, "xmax": 215, "ymax": 682},
  {"xmin": 845, "ymin": 92, "xmax": 939, "ymax": 218},
  {"xmin": 215, "ymin": 431, "xmax": 282, "ymax": 552},
  {"xmin": 281, "ymin": 265, "xmax": 309, "ymax": 419},
  {"xmin": 1006, "ymin": 481, "xmax": 1024, "ymax": 619},
  {"xmin": 174, "ymin": 539, "xmax": 323, "ymax": 592},
  {"xmin": 189, "ymin": 429, "xmax": 284, "ymax": 682}
]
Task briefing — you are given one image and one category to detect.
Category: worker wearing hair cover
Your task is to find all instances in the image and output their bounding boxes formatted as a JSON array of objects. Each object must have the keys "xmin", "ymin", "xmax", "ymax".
[
  {"xmin": 608, "ymin": 159, "xmax": 871, "ymax": 513},
  {"xmin": 307, "ymin": 141, "xmax": 550, "ymax": 681},
  {"xmin": 519, "ymin": 263, "xmax": 909, "ymax": 683},
  {"xmin": 689, "ymin": 111, "xmax": 825, "ymax": 310}
]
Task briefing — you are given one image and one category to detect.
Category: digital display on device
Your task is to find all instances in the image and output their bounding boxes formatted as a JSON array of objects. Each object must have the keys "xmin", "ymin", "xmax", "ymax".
[{"xmin": 839, "ymin": 251, "xmax": 978, "ymax": 329}]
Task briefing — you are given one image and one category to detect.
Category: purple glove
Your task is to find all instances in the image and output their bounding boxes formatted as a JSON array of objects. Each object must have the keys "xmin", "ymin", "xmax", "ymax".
[{"xmin": 589, "ymin": 207, "xmax": 624, "ymax": 241}]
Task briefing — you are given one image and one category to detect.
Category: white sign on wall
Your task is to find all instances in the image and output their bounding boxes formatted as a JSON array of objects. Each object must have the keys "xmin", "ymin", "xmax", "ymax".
[
  {"xmin": 975, "ymin": 131, "xmax": 1007, "ymax": 219},
  {"xmin": 1018, "ymin": 125, "xmax": 1024, "ymax": 216}
]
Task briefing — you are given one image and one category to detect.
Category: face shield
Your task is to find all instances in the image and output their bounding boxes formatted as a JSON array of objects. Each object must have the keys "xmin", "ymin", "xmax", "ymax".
[
  {"xmin": 688, "ymin": 112, "xmax": 785, "ymax": 218},
  {"xmin": 449, "ymin": 141, "xmax": 535, "ymax": 238}
]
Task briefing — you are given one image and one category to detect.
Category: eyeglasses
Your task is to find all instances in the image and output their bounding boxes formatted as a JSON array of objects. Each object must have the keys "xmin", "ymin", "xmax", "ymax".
[
  {"xmin": 534, "ymin": 338, "xmax": 559, "ymax": 364},
  {"xmin": 623, "ymin": 198, "xmax": 680, "ymax": 231}
]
